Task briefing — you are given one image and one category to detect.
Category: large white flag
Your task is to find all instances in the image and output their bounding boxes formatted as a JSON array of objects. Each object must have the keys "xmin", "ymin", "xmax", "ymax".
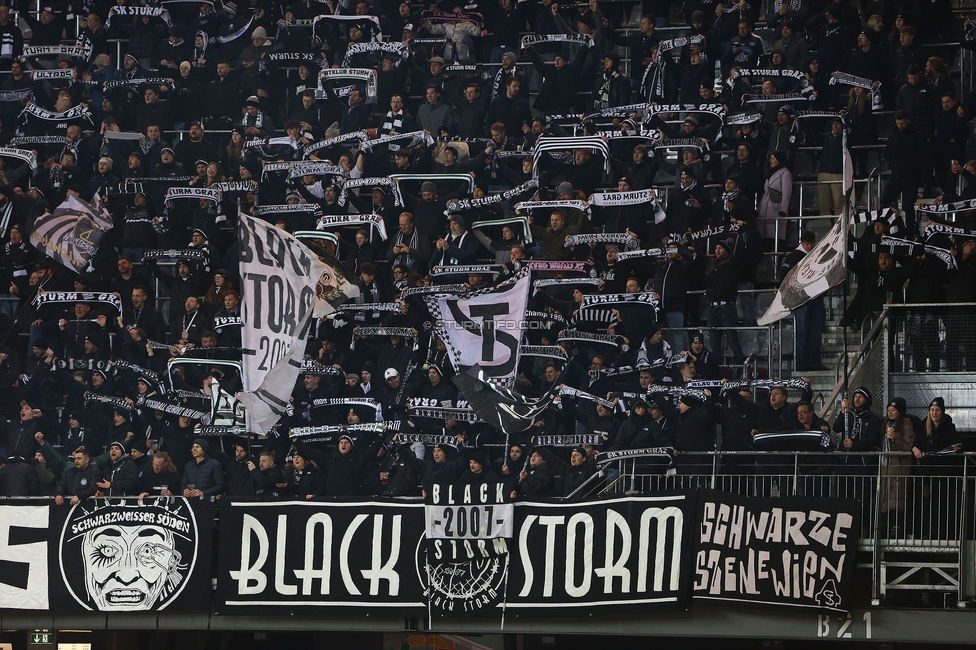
[
  {"xmin": 757, "ymin": 218, "xmax": 846, "ymax": 325},
  {"xmin": 757, "ymin": 136, "xmax": 853, "ymax": 326},
  {"xmin": 427, "ymin": 270, "xmax": 530, "ymax": 383},
  {"xmin": 235, "ymin": 214, "xmax": 335, "ymax": 433}
]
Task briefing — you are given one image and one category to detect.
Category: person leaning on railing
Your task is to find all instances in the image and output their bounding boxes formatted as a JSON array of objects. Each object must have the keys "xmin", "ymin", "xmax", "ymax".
[
  {"xmin": 879, "ymin": 397, "xmax": 916, "ymax": 537},
  {"xmin": 833, "ymin": 387, "xmax": 883, "ymax": 458},
  {"xmin": 910, "ymin": 397, "xmax": 962, "ymax": 536}
]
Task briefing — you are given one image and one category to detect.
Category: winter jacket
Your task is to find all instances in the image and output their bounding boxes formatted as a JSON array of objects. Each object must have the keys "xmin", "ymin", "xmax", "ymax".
[
  {"xmin": 250, "ymin": 464, "xmax": 285, "ymax": 497},
  {"xmin": 516, "ymin": 461, "xmax": 556, "ymax": 497},
  {"xmin": 139, "ymin": 467, "xmax": 182, "ymax": 496},
  {"xmin": 527, "ymin": 46, "xmax": 587, "ymax": 114},
  {"xmin": 287, "ymin": 466, "xmax": 323, "ymax": 497},
  {"xmin": 103, "ymin": 456, "xmax": 140, "ymax": 496},
  {"xmin": 181, "ymin": 455, "xmax": 225, "ymax": 496},
  {"xmin": 538, "ymin": 447, "xmax": 596, "ymax": 497},
  {"xmin": 421, "ymin": 446, "xmax": 469, "ymax": 484},
  {"xmin": 383, "ymin": 446, "xmax": 423, "ymax": 496},
  {"xmin": 896, "ymin": 81, "xmax": 940, "ymax": 134},
  {"xmin": 706, "ymin": 253, "xmax": 739, "ymax": 304},
  {"xmin": 759, "ymin": 166, "xmax": 793, "ymax": 231},
  {"xmin": 294, "ymin": 434, "xmax": 385, "ymax": 496},
  {"xmin": 56, "ymin": 462, "xmax": 103, "ymax": 499},
  {"xmin": 0, "ymin": 458, "xmax": 40, "ymax": 496},
  {"xmin": 886, "ymin": 121, "xmax": 929, "ymax": 180}
]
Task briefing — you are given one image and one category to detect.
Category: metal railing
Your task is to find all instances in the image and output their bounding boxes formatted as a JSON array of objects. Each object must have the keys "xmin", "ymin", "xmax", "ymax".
[{"xmin": 593, "ymin": 449, "xmax": 976, "ymax": 606}]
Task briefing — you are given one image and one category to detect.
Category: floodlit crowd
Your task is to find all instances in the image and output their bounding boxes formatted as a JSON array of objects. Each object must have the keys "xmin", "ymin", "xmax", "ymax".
[{"xmin": 0, "ymin": 0, "xmax": 969, "ymax": 509}]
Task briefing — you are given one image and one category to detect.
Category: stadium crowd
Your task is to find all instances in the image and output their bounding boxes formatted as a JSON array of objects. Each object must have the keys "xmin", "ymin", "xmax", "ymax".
[{"xmin": 0, "ymin": 0, "xmax": 968, "ymax": 509}]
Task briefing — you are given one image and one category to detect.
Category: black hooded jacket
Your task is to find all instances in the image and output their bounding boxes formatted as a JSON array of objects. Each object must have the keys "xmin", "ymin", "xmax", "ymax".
[{"xmin": 294, "ymin": 433, "xmax": 384, "ymax": 496}]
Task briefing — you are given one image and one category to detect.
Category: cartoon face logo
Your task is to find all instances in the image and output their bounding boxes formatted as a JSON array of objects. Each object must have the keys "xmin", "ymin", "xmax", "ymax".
[
  {"xmin": 81, "ymin": 525, "xmax": 181, "ymax": 610},
  {"xmin": 60, "ymin": 497, "xmax": 198, "ymax": 611}
]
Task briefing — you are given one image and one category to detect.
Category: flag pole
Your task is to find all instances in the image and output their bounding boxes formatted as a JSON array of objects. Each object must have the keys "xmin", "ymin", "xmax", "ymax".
[{"xmin": 841, "ymin": 125, "xmax": 850, "ymax": 399}]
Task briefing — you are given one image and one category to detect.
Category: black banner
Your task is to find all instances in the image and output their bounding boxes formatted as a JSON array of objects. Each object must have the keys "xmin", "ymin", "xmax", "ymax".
[
  {"xmin": 215, "ymin": 494, "xmax": 696, "ymax": 617},
  {"xmin": 0, "ymin": 497, "xmax": 213, "ymax": 612},
  {"xmin": 693, "ymin": 491, "xmax": 859, "ymax": 612}
]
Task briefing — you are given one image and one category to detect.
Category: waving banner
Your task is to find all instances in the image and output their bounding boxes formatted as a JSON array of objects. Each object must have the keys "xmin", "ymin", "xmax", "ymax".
[
  {"xmin": 30, "ymin": 194, "xmax": 114, "ymax": 273},
  {"xmin": 235, "ymin": 213, "xmax": 351, "ymax": 433},
  {"xmin": 426, "ymin": 270, "xmax": 530, "ymax": 384},
  {"xmin": 758, "ymin": 216, "xmax": 846, "ymax": 326}
]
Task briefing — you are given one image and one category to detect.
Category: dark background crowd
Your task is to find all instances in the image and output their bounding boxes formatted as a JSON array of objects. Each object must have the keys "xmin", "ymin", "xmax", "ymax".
[{"xmin": 0, "ymin": 0, "xmax": 969, "ymax": 508}]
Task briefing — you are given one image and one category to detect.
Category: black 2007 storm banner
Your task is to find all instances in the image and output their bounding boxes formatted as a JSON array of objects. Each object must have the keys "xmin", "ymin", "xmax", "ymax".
[
  {"xmin": 214, "ymin": 494, "xmax": 696, "ymax": 617},
  {"xmin": 693, "ymin": 491, "xmax": 860, "ymax": 611}
]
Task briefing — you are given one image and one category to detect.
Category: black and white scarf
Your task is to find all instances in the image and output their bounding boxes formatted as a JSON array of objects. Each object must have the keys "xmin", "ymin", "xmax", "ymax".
[
  {"xmin": 164, "ymin": 187, "xmax": 220, "ymax": 206},
  {"xmin": 446, "ymin": 179, "xmax": 538, "ymax": 212},
  {"xmin": 360, "ymin": 130, "xmax": 433, "ymax": 151},
  {"xmin": 490, "ymin": 64, "xmax": 523, "ymax": 101},
  {"xmin": 589, "ymin": 189, "xmax": 666, "ymax": 223},
  {"xmin": 851, "ymin": 207, "xmax": 900, "ymax": 234},
  {"xmin": 527, "ymin": 260, "xmax": 590, "ymax": 273},
  {"xmin": 595, "ymin": 69, "xmax": 625, "ymax": 110},
  {"xmin": 917, "ymin": 199, "xmax": 976, "ymax": 215},
  {"xmin": 829, "ymin": 72, "xmax": 883, "ymax": 110},
  {"xmin": 318, "ymin": 67, "xmax": 379, "ymax": 100},
  {"xmin": 564, "ymin": 232, "xmax": 639, "ymax": 250},
  {"xmin": 557, "ymin": 330, "xmax": 624, "ymax": 347},
  {"xmin": 686, "ymin": 222, "xmax": 740, "ymax": 241},
  {"xmin": 521, "ymin": 33, "xmax": 593, "ymax": 50},
  {"xmin": 582, "ymin": 102, "xmax": 647, "ymax": 124},
  {"xmin": 342, "ymin": 41, "xmax": 408, "ymax": 67},
  {"xmin": 881, "ymin": 235, "xmax": 957, "ymax": 269},
  {"xmin": 21, "ymin": 44, "xmax": 88, "ymax": 59},
  {"xmin": 721, "ymin": 189, "xmax": 741, "ymax": 216},
  {"xmin": 532, "ymin": 136, "xmax": 611, "ymax": 175},
  {"xmin": 142, "ymin": 248, "xmax": 209, "ymax": 263},
  {"xmin": 34, "ymin": 68, "xmax": 73, "ymax": 84},
  {"xmin": 727, "ymin": 68, "xmax": 811, "ymax": 93},
  {"xmin": 105, "ymin": 5, "xmax": 172, "ymax": 28},
  {"xmin": 0, "ymin": 88, "xmax": 31, "ymax": 103},
  {"xmin": 337, "ymin": 177, "xmax": 403, "ymax": 207},
  {"xmin": 580, "ymin": 291, "xmax": 659, "ymax": 309},
  {"xmin": 21, "ymin": 103, "xmax": 91, "ymax": 123},
  {"xmin": 399, "ymin": 284, "xmax": 468, "ymax": 298},
  {"xmin": 287, "ymin": 162, "xmax": 348, "ymax": 181},
  {"xmin": 743, "ymin": 92, "xmax": 811, "ymax": 104},
  {"xmin": 726, "ymin": 111, "xmax": 763, "ymax": 125},
  {"xmin": 521, "ymin": 345, "xmax": 568, "ymax": 359},
  {"xmin": 0, "ymin": 147, "xmax": 36, "ymax": 169},
  {"xmin": 720, "ymin": 378, "xmax": 809, "ymax": 392},
  {"xmin": 381, "ymin": 109, "xmax": 406, "ymax": 134},
  {"xmin": 303, "ymin": 130, "xmax": 370, "ymax": 158},
  {"xmin": 316, "ymin": 213, "xmax": 388, "ymax": 240},
  {"xmin": 615, "ymin": 247, "xmax": 674, "ymax": 261},
  {"xmin": 516, "ymin": 199, "xmax": 591, "ymax": 216},
  {"xmin": 34, "ymin": 291, "xmax": 122, "ymax": 311},
  {"xmin": 430, "ymin": 263, "xmax": 501, "ymax": 277}
]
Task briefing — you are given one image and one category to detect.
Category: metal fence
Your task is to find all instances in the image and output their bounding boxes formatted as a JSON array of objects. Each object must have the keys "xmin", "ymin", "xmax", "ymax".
[
  {"xmin": 885, "ymin": 303, "xmax": 976, "ymax": 374},
  {"xmin": 592, "ymin": 450, "xmax": 976, "ymax": 606}
]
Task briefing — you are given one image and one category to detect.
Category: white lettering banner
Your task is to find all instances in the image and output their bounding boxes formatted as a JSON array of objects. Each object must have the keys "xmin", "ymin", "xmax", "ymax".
[{"xmin": 235, "ymin": 214, "xmax": 329, "ymax": 433}]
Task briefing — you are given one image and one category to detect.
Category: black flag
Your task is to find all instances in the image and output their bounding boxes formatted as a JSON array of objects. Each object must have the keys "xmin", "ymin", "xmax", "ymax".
[{"xmin": 451, "ymin": 366, "xmax": 559, "ymax": 434}]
